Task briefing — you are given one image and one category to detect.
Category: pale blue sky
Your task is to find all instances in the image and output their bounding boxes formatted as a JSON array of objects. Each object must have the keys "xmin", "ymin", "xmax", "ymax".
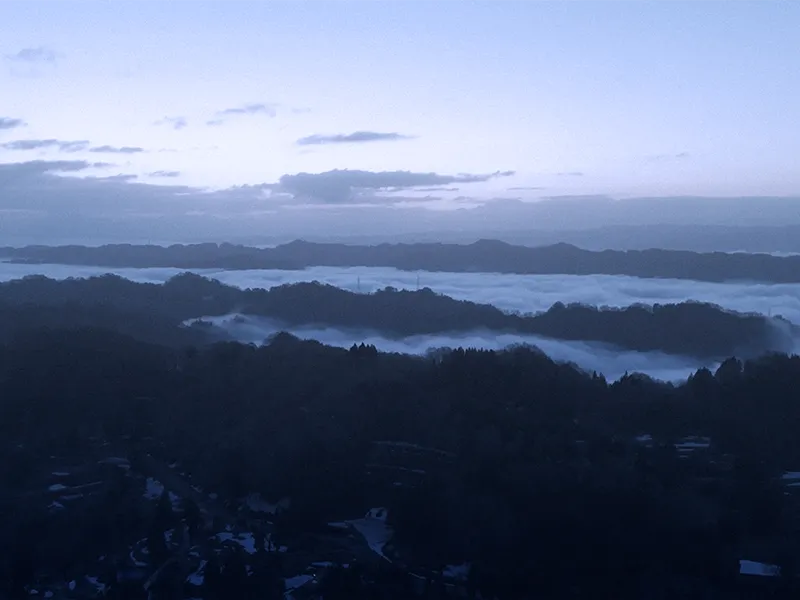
[{"xmin": 1, "ymin": 1, "xmax": 799, "ymax": 241}]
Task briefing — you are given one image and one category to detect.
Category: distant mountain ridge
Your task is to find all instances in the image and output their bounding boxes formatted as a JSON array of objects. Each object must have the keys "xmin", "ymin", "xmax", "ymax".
[{"xmin": 5, "ymin": 240, "xmax": 800, "ymax": 283}]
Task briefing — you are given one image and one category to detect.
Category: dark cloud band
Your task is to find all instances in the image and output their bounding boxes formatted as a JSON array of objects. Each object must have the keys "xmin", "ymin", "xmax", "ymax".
[{"xmin": 275, "ymin": 169, "xmax": 515, "ymax": 204}]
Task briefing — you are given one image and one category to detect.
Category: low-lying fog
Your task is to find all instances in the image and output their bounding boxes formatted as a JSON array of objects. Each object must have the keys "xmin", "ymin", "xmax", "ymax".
[
  {"xmin": 194, "ymin": 314, "xmax": 713, "ymax": 384},
  {"xmin": 3, "ymin": 262, "xmax": 800, "ymax": 323},
  {"xmin": 4, "ymin": 261, "xmax": 798, "ymax": 381}
]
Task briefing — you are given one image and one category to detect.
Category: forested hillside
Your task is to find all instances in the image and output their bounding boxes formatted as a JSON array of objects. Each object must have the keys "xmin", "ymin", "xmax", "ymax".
[{"xmin": 0, "ymin": 273, "xmax": 791, "ymax": 359}]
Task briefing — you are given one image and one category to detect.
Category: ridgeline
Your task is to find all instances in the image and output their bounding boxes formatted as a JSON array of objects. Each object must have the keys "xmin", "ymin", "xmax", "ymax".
[
  {"xmin": 0, "ymin": 273, "xmax": 792, "ymax": 360},
  {"xmin": 5, "ymin": 239, "xmax": 800, "ymax": 283}
]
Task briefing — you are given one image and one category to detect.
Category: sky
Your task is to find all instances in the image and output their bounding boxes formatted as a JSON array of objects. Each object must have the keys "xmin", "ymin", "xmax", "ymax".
[{"xmin": 1, "ymin": 1, "xmax": 800, "ymax": 243}]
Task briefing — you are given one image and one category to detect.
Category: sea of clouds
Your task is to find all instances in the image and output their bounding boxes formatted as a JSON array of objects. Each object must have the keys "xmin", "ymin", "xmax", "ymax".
[
  {"xmin": 2, "ymin": 262, "xmax": 799, "ymax": 322},
  {"xmin": 2, "ymin": 261, "xmax": 799, "ymax": 382}
]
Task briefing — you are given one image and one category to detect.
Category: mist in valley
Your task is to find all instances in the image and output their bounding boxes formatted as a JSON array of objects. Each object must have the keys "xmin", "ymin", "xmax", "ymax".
[
  {"xmin": 4, "ymin": 260, "xmax": 800, "ymax": 323},
  {"xmin": 2, "ymin": 260, "xmax": 796, "ymax": 382},
  {"xmin": 193, "ymin": 313, "xmax": 717, "ymax": 383}
]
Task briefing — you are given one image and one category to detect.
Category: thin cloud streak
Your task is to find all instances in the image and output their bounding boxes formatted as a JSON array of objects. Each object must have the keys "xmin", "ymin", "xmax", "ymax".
[
  {"xmin": 154, "ymin": 116, "xmax": 188, "ymax": 130},
  {"xmin": 5, "ymin": 46, "xmax": 58, "ymax": 63},
  {"xmin": 217, "ymin": 103, "xmax": 277, "ymax": 117},
  {"xmin": 297, "ymin": 131, "xmax": 416, "ymax": 145},
  {"xmin": 1, "ymin": 140, "xmax": 145, "ymax": 154},
  {"xmin": 86, "ymin": 173, "xmax": 138, "ymax": 182},
  {"xmin": 89, "ymin": 145, "xmax": 145, "ymax": 154},
  {"xmin": 645, "ymin": 152, "xmax": 692, "ymax": 163},
  {"xmin": 1, "ymin": 139, "xmax": 89, "ymax": 152},
  {"xmin": 208, "ymin": 103, "xmax": 278, "ymax": 125},
  {"xmin": 0, "ymin": 159, "xmax": 101, "ymax": 181},
  {"xmin": 0, "ymin": 118, "xmax": 26, "ymax": 130}
]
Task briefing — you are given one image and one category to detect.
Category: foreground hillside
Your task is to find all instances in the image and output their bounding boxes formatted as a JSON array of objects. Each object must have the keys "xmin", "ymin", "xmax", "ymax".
[
  {"xmin": 0, "ymin": 273, "xmax": 792, "ymax": 359},
  {"xmin": 2, "ymin": 328, "xmax": 800, "ymax": 598},
  {"xmin": 6, "ymin": 239, "xmax": 800, "ymax": 283}
]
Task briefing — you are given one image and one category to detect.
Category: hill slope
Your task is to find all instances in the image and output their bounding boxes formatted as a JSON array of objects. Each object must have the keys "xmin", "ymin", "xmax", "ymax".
[{"xmin": 0, "ymin": 273, "xmax": 791, "ymax": 359}]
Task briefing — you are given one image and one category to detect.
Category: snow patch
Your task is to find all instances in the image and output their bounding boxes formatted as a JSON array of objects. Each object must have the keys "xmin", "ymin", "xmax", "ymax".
[
  {"xmin": 48, "ymin": 484, "xmax": 67, "ymax": 492},
  {"xmin": 214, "ymin": 531, "xmax": 257, "ymax": 554},
  {"xmin": 674, "ymin": 436, "xmax": 711, "ymax": 451},
  {"xmin": 345, "ymin": 508, "xmax": 393, "ymax": 560},
  {"xmin": 739, "ymin": 559, "xmax": 781, "ymax": 577},
  {"xmin": 186, "ymin": 560, "xmax": 207, "ymax": 586},
  {"xmin": 85, "ymin": 576, "xmax": 107, "ymax": 594},
  {"xmin": 284, "ymin": 574, "xmax": 314, "ymax": 590},
  {"xmin": 169, "ymin": 491, "xmax": 182, "ymax": 510},
  {"xmin": 143, "ymin": 478, "xmax": 164, "ymax": 499},
  {"xmin": 366, "ymin": 507, "xmax": 388, "ymax": 521},
  {"xmin": 129, "ymin": 549, "xmax": 147, "ymax": 567},
  {"xmin": 443, "ymin": 563, "xmax": 471, "ymax": 581}
]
